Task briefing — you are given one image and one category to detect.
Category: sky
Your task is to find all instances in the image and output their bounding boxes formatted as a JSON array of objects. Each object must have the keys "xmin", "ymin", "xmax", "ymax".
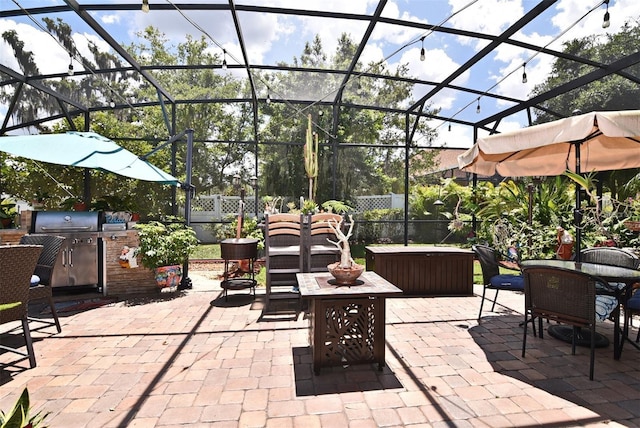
[{"xmin": 1, "ymin": 0, "xmax": 638, "ymax": 148}]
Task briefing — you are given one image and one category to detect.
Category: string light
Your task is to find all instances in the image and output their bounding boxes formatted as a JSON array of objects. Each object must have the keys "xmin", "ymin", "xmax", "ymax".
[
  {"xmin": 419, "ymin": 36, "xmax": 425, "ymax": 62},
  {"xmin": 67, "ymin": 57, "xmax": 74, "ymax": 76},
  {"xmin": 448, "ymin": 122, "xmax": 451, "ymax": 132},
  {"xmin": 602, "ymin": 0, "xmax": 610, "ymax": 28},
  {"xmin": 476, "ymin": 98, "xmax": 481, "ymax": 114},
  {"xmin": 109, "ymin": 92, "xmax": 116, "ymax": 109},
  {"xmin": 222, "ymin": 49, "xmax": 227, "ymax": 70},
  {"xmin": 522, "ymin": 63, "xmax": 527, "ymax": 83},
  {"xmin": 141, "ymin": 0, "xmax": 150, "ymax": 13},
  {"xmin": 266, "ymin": 88, "xmax": 271, "ymax": 104}
]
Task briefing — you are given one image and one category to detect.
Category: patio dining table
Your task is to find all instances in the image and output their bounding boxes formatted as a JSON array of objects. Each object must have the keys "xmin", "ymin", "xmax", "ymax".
[{"xmin": 521, "ymin": 259, "xmax": 640, "ymax": 359}]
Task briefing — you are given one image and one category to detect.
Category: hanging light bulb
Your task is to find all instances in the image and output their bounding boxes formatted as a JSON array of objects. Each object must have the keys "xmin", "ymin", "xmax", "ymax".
[
  {"xmin": 266, "ymin": 89, "xmax": 271, "ymax": 104},
  {"xmin": 222, "ymin": 50, "xmax": 227, "ymax": 70},
  {"xmin": 419, "ymin": 36, "xmax": 426, "ymax": 62},
  {"xmin": 141, "ymin": 0, "xmax": 150, "ymax": 13},
  {"xmin": 109, "ymin": 98, "xmax": 116, "ymax": 109},
  {"xmin": 67, "ymin": 59, "xmax": 74, "ymax": 76},
  {"xmin": 603, "ymin": 10, "xmax": 610, "ymax": 28},
  {"xmin": 448, "ymin": 122, "xmax": 451, "ymax": 132},
  {"xmin": 602, "ymin": 0, "xmax": 610, "ymax": 28},
  {"xmin": 522, "ymin": 63, "xmax": 528, "ymax": 84},
  {"xmin": 476, "ymin": 98, "xmax": 481, "ymax": 114}
]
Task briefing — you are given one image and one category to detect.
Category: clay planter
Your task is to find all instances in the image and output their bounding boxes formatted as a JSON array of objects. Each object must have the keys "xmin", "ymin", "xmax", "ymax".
[
  {"xmin": 327, "ymin": 262, "xmax": 364, "ymax": 285},
  {"xmin": 154, "ymin": 265, "xmax": 182, "ymax": 288}
]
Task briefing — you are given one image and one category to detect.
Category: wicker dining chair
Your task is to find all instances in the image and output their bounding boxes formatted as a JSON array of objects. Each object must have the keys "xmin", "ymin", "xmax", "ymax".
[
  {"xmin": 580, "ymin": 246, "xmax": 640, "ymax": 356},
  {"xmin": 0, "ymin": 245, "xmax": 43, "ymax": 368},
  {"xmin": 19, "ymin": 234, "xmax": 66, "ymax": 333},
  {"xmin": 521, "ymin": 265, "xmax": 611, "ymax": 381}
]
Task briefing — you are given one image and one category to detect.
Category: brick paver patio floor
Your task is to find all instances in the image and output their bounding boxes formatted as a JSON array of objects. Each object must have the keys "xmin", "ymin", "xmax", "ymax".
[{"xmin": 1, "ymin": 270, "xmax": 639, "ymax": 427}]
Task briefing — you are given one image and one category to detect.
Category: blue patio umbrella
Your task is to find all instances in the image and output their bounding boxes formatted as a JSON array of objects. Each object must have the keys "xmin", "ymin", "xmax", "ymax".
[{"xmin": 0, "ymin": 131, "xmax": 179, "ymax": 185}]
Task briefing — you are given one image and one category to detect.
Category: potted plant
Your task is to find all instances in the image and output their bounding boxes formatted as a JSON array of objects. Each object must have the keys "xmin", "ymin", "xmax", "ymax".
[
  {"xmin": 134, "ymin": 221, "xmax": 199, "ymax": 288},
  {"xmin": 0, "ymin": 198, "xmax": 18, "ymax": 229},
  {"xmin": 325, "ymin": 214, "xmax": 364, "ymax": 285}
]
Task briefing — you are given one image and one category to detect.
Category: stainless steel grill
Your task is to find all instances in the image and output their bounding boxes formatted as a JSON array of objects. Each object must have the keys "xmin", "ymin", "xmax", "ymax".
[{"xmin": 32, "ymin": 211, "xmax": 102, "ymax": 289}]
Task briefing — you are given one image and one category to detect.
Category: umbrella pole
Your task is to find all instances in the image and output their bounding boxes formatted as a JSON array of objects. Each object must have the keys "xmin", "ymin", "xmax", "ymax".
[{"xmin": 574, "ymin": 142, "xmax": 582, "ymax": 263}]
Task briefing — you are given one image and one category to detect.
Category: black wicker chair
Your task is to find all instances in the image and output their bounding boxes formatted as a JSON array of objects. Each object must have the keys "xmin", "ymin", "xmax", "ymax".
[
  {"xmin": 473, "ymin": 244, "xmax": 524, "ymax": 320},
  {"xmin": 522, "ymin": 265, "xmax": 612, "ymax": 380},
  {"xmin": 0, "ymin": 245, "xmax": 43, "ymax": 368},
  {"xmin": 19, "ymin": 234, "xmax": 66, "ymax": 333}
]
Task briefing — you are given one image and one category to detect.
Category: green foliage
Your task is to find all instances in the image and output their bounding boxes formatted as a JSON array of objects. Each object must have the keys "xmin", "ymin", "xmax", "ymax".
[
  {"xmin": 471, "ymin": 178, "xmax": 576, "ymax": 260},
  {"xmin": 356, "ymin": 208, "xmax": 404, "ymax": 244},
  {"xmin": 532, "ymin": 21, "xmax": 640, "ymax": 124},
  {"xmin": 321, "ymin": 200, "xmax": 353, "ymax": 214},
  {"xmin": 134, "ymin": 221, "xmax": 198, "ymax": 269},
  {"xmin": 0, "ymin": 388, "xmax": 49, "ymax": 428},
  {"xmin": 0, "ymin": 198, "xmax": 17, "ymax": 220}
]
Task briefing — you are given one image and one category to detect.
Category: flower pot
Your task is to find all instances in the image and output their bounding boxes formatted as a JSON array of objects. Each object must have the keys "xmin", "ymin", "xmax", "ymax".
[
  {"xmin": 327, "ymin": 262, "xmax": 364, "ymax": 285},
  {"xmin": 154, "ymin": 265, "xmax": 182, "ymax": 288}
]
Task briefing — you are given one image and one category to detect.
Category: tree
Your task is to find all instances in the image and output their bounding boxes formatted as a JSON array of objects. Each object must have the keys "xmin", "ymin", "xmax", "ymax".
[{"xmin": 258, "ymin": 33, "xmax": 438, "ymax": 206}]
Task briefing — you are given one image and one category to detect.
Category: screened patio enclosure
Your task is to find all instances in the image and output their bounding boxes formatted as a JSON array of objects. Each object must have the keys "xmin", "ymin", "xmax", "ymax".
[{"xmin": 1, "ymin": 1, "xmax": 639, "ymax": 243}]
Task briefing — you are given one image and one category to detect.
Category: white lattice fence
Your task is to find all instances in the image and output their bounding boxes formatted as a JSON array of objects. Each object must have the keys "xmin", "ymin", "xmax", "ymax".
[{"xmin": 354, "ymin": 193, "xmax": 404, "ymax": 212}]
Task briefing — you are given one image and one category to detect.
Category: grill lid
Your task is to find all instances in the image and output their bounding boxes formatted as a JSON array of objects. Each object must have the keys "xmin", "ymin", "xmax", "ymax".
[{"xmin": 33, "ymin": 211, "xmax": 100, "ymax": 233}]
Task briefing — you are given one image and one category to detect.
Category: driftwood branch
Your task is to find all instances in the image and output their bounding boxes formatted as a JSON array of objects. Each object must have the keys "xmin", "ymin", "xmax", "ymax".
[{"xmin": 327, "ymin": 215, "xmax": 355, "ymax": 268}]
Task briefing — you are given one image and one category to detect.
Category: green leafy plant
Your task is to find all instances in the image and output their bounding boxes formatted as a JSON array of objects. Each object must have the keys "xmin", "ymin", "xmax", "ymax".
[
  {"xmin": 134, "ymin": 221, "xmax": 199, "ymax": 269},
  {"xmin": 0, "ymin": 198, "xmax": 18, "ymax": 228},
  {"xmin": 321, "ymin": 200, "xmax": 352, "ymax": 214},
  {"xmin": 300, "ymin": 199, "xmax": 318, "ymax": 214},
  {"xmin": 0, "ymin": 388, "xmax": 49, "ymax": 428}
]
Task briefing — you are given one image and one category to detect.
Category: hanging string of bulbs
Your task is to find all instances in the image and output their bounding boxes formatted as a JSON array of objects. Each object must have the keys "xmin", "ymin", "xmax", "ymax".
[{"xmin": 431, "ymin": 0, "xmax": 612, "ymax": 137}]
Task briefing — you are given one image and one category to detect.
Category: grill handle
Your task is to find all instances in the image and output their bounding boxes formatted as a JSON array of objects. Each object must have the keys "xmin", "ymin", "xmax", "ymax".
[{"xmin": 39, "ymin": 226, "xmax": 93, "ymax": 232}]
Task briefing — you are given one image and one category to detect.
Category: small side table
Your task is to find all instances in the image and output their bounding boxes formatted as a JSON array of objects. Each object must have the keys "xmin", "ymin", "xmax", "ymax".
[
  {"xmin": 220, "ymin": 238, "xmax": 258, "ymax": 301},
  {"xmin": 297, "ymin": 271, "xmax": 402, "ymax": 374}
]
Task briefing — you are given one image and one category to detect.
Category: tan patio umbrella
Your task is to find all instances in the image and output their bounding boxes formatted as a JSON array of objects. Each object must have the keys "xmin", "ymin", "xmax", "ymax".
[
  {"xmin": 458, "ymin": 110, "xmax": 640, "ymax": 177},
  {"xmin": 457, "ymin": 109, "xmax": 640, "ymax": 260}
]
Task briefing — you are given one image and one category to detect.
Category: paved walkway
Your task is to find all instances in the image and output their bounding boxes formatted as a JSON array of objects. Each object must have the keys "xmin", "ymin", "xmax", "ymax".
[{"xmin": 1, "ymin": 270, "xmax": 639, "ymax": 427}]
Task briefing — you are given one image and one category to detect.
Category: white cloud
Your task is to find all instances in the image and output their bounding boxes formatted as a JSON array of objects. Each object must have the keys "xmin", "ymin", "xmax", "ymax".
[
  {"xmin": 100, "ymin": 14, "xmax": 120, "ymax": 25},
  {"xmin": 448, "ymin": 0, "xmax": 525, "ymax": 42},
  {"xmin": 0, "ymin": 19, "xmax": 68, "ymax": 75}
]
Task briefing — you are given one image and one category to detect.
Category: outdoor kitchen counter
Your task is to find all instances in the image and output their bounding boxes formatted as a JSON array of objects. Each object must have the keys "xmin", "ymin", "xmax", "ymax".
[
  {"xmin": 365, "ymin": 245, "xmax": 474, "ymax": 296},
  {"xmin": 1, "ymin": 224, "xmax": 157, "ymax": 295},
  {"xmin": 103, "ymin": 230, "xmax": 156, "ymax": 295}
]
